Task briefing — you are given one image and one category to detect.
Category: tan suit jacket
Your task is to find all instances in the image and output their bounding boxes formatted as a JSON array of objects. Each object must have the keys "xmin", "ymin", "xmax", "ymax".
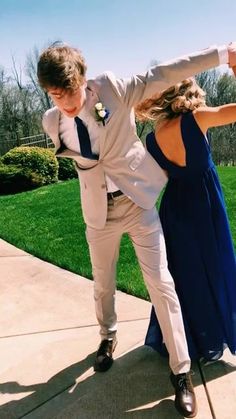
[{"xmin": 42, "ymin": 46, "xmax": 219, "ymax": 229}]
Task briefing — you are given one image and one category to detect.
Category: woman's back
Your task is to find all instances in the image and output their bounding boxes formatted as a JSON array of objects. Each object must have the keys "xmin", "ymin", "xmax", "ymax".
[{"xmin": 147, "ymin": 111, "xmax": 214, "ymax": 176}]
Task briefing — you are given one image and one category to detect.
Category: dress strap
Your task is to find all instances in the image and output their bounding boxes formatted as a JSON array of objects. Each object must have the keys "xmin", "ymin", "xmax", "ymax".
[{"xmin": 180, "ymin": 112, "xmax": 213, "ymax": 171}]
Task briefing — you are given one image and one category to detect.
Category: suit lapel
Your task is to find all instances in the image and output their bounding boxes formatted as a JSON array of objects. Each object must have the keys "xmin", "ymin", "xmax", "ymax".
[{"xmin": 83, "ymin": 85, "xmax": 108, "ymax": 159}]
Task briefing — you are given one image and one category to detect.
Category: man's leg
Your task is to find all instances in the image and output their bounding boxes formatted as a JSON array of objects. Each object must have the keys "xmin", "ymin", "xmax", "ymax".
[
  {"xmin": 86, "ymin": 223, "xmax": 121, "ymax": 340},
  {"xmin": 128, "ymin": 204, "xmax": 190, "ymax": 374},
  {"xmin": 86, "ymin": 218, "xmax": 121, "ymax": 372},
  {"xmin": 128, "ymin": 204, "xmax": 197, "ymax": 417},
  {"xmin": 86, "ymin": 196, "xmax": 128, "ymax": 372}
]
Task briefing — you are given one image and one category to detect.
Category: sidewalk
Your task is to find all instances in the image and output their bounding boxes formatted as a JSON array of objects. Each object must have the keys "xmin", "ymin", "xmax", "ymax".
[{"xmin": 0, "ymin": 238, "xmax": 235, "ymax": 419}]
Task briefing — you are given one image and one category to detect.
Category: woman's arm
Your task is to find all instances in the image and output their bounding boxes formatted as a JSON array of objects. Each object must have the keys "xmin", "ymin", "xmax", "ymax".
[{"xmin": 193, "ymin": 104, "xmax": 236, "ymax": 133}]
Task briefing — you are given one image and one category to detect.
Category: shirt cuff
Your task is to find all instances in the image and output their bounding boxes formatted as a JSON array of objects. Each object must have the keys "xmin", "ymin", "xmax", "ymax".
[{"xmin": 218, "ymin": 45, "xmax": 228, "ymax": 64}]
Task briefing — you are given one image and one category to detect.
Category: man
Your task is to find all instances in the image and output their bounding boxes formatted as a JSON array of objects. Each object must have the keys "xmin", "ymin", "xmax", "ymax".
[{"xmin": 38, "ymin": 41, "xmax": 236, "ymax": 418}]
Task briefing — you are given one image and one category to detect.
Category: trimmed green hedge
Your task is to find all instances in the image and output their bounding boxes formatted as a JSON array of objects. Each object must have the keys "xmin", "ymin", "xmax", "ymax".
[
  {"xmin": 57, "ymin": 157, "xmax": 77, "ymax": 180},
  {"xmin": 2, "ymin": 146, "xmax": 58, "ymax": 183},
  {"xmin": 0, "ymin": 163, "xmax": 43, "ymax": 194},
  {"xmin": 0, "ymin": 146, "xmax": 59, "ymax": 194}
]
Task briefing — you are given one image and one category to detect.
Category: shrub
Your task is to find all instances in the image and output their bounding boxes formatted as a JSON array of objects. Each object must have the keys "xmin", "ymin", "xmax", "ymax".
[
  {"xmin": 57, "ymin": 157, "xmax": 77, "ymax": 180},
  {"xmin": 0, "ymin": 163, "xmax": 46, "ymax": 194},
  {"xmin": 2, "ymin": 146, "xmax": 59, "ymax": 185}
]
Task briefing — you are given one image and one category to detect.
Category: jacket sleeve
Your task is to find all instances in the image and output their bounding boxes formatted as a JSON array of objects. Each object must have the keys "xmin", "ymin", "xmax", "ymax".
[
  {"xmin": 42, "ymin": 107, "xmax": 61, "ymax": 151},
  {"xmin": 114, "ymin": 45, "xmax": 220, "ymax": 107}
]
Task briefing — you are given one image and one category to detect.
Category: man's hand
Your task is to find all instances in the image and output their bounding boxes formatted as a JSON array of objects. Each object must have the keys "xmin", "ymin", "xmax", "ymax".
[{"xmin": 228, "ymin": 42, "xmax": 236, "ymax": 75}]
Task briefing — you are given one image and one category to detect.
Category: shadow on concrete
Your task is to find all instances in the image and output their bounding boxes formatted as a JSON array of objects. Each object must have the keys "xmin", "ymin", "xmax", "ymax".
[
  {"xmin": 1, "ymin": 346, "xmax": 236, "ymax": 419},
  {"xmin": 199, "ymin": 357, "xmax": 236, "ymax": 383}
]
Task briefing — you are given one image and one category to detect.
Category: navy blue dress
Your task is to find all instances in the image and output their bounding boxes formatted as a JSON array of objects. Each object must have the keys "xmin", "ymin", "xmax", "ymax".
[{"xmin": 145, "ymin": 111, "xmax": 236, "ymax": 360}]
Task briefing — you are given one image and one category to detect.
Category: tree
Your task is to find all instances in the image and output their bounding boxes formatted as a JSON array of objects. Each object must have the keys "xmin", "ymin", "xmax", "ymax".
[
  {"xmin": 197, "ymin": 69, "xmax": 236, "ymax": 165},
  {"xmin": 25, "ymin": 46, "xmax": 51, "ymax": 112}
]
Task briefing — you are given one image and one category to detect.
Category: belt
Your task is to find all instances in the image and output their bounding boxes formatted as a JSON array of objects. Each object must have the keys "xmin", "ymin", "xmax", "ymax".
[{"xmin": 107, "ymin": 190, "xmax": 123, "ymax": 200}]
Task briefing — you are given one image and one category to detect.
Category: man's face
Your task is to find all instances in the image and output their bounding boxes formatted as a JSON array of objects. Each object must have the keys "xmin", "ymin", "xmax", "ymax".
[{"xmin": 47, "ymin": 83, "xmax": 86, "ymax": 118}]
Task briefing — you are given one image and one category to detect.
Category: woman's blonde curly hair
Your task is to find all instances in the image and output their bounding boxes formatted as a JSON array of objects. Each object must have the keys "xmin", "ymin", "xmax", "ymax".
[{"xmin": 135, "ymin": 78, "xmax": 206, "ymax": 125}]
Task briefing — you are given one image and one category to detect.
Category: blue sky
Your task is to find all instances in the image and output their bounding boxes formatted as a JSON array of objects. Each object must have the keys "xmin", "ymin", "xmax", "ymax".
[{"xmin": 0, "ymin": 0, "xmax": 236, "ymax": 80}]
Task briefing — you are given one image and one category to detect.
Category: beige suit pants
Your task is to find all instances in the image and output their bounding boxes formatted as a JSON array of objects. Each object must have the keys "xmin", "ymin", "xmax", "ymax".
[{"xmin": 86, "ymin": 195, "xmax": 190, "ymax": 374}]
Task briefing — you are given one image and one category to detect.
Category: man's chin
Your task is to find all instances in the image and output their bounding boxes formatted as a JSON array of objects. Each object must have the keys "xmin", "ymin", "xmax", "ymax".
[{"xmin": 63, "ymin": 108, "xmax": 78, "ymax": 118}]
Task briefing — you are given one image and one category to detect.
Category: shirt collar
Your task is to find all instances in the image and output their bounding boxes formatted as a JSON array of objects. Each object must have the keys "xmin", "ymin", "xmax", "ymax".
[{"xmin": 77, "ymin": 86, "xmax": 99, "ymax": 121}]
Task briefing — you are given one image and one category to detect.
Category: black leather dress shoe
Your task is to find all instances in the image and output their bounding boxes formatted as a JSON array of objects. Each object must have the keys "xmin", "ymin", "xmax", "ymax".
[
  {"xmin": 94, "ymin": 338, "xmax": 117, "ymax": 372},
  {"xmin": 170, "ymin": 371, "xmax": 197, "ymax": 418}
]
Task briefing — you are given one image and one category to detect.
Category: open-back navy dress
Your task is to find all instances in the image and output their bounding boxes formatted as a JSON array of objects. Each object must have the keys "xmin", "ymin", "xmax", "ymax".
[{"xmin": 145, "ymin": 111, "xmax": 236, "ymax": 361}]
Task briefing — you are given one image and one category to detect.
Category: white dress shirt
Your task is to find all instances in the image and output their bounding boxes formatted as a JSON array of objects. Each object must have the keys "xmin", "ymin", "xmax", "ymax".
[{"xmin": 59, "ymin": 106, "xmax": 119, "ymax": 193}]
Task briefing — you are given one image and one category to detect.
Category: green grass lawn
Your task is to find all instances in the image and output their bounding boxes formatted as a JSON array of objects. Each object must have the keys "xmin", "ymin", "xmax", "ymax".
[
  {"xmin": 0, "ymin": 166, "xmax": 235, "ymax": 301},
  {"xmin": 217, "ymin": 166, "xmax": 236, "ymax": 244}
]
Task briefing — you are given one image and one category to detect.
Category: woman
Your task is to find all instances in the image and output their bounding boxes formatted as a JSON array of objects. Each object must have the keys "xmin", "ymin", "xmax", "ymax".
[{"xmin": 135, "ymin": 78, "xmax": 236, "ymax": 361}]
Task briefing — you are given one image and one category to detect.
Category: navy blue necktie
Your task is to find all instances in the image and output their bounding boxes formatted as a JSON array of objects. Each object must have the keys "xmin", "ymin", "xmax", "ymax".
[{"xmin": 74, "ymin": 116, "xmax": 99, "ymax": 160}]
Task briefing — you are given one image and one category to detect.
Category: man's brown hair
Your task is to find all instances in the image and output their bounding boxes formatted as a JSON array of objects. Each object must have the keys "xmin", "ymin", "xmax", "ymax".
[{"xmin": 37, "ymin": 43, "xmax": 87, "ymax": 91}]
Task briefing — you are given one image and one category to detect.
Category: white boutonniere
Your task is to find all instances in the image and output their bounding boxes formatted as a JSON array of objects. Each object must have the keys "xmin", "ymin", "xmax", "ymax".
[{"xmin": 94, "ymin": 102, "xmax": 110, "ymax": 126}]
